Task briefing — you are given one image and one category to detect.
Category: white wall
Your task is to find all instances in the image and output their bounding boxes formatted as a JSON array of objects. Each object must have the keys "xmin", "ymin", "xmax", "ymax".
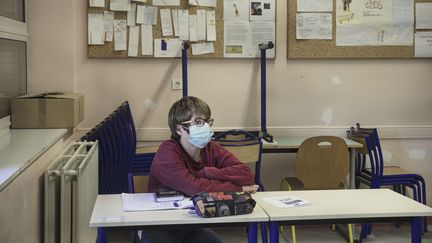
[{"xmin": 28, "ymin": 0, "xmax": 432, "ymax": 204}]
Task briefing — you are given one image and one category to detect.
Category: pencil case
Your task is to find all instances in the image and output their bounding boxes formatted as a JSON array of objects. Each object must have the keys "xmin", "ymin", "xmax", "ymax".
[{"xmin": 191, "ymin": 191, "xmax": 256, "ymax": 218}]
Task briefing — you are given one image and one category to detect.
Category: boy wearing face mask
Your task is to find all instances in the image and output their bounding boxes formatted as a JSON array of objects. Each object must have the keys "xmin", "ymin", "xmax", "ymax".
[{"xmin": 145, "ymin": 96, "xmax": 257, "ymax": 243}]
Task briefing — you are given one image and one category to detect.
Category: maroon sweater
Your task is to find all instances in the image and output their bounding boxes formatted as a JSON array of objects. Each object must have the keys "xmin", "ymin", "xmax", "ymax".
[{"xmin": 148, "ymin": 139, "xmax": 255, "ymax": 197}]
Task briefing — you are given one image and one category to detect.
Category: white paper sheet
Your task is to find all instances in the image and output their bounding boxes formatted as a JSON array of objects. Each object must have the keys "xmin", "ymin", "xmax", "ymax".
[
  {"xmin": 297, "ymin": 0, "xmax": 332, "ymax": 12},
  {"xmin": 110, "ymin": 0, "xmax": 131, "ymax": 11},
  {"xmin": 127, "ymin": 3, "xmax": 137, "ymax": 26},
  {"xmin": 189, "ymin": 15, "xmax": 198, "ymax": 41},
  {"xmin": 153, "ymin": 0, "xmax": 180, "ymax": 5},
  {"xmin": 178, "ymin": 10, "xmax": 189, "ymax": 40},
  {"xmin": 196, "ymin": 10, "xmax": 207, "ymax": 41},
  {"xmin": 172, "ymin": 9, "xmax": 180, "ymax": 36},
  {"xmin": 207, "ymin": 10, "xmax": 216, "ymax": 41},
  {"xmin": 154, "ymin": 38, "xmax": 182, "ymax": 57},
  {"xmin": 137, "ymin": 5, "xmax": 158, "ymax": 25},
  {"xmin": 160, "ymin": 9, "xmax": 173, "ymax": 36},
  {"xmin": 189, "ymin": 0, "xmax": 217, "ymax": 7},
  {"xmin": 128, "ymin": 26, "xmax": 140, "ymax": 56},
  {"xmin": 251, "ymin": 21, "xmax": 275, "ymax": 57},
  {"xmin": 88, "ymin": 13, "xmax": 105, "ymax": 45},
  {"xmin": 250, "ymin": 0, "xmax": 275, "ymax": 22},
  {"xmin": 416, "ymin": 3, "xmax": 432, "ymax": 29},
  {"xmin": 121, "ymin": 193, "xmax": 193, "ymax": 212},
  {"xmin": 224, "ymin": 0, "xmax": 249, "ymax": 21},
  {"xmin": 89, "ymin": 0, "xmax": 105, "ymax": 7},
  {"xmin": 296, "ymin": 12, "xmax": 332, "ymax": 39},
  {"xmin": 191, "ymin": 42, "xmax": 215, "ymax": 55},
  {"xmin": 104, "ymin": 11, "xmax": 115, "ymax": 42},
  {"xmin": 336, "ymin": 0, "xmax": 414, "ymax": 46},
  {"xmin": 141, "ymin": 24, "xmax": 154, "ymax": 55},
  {"xmin": 415, "ymin": 32, "xmax": 432, "ymax": 57},
  {"xmin": 224, "ymin": 21, "xmax": 252, "ymax": 57},
  {"xmin": 114, "ymin": 19, "xmax": 127, "ymax": 50},
  {"xmin": 262, "ymin": 196, "xmax": 312, "ymax": 208},
  {"xmin": 132, "ymin": 0, "xmax": 147, "ymax": 2}
]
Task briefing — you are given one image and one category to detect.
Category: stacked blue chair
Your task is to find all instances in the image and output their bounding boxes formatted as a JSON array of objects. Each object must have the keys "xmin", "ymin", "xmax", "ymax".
[
  {"xmin": 214, "ymin": 129, "xmax": 268, "ymax": 243},
  {"xmin": 347, "ymin": 124, "xmax": 427, "ymax": 241},
  {"xmin": 81, "ymin": 101, "xmax": 155, "ymax": 243}
]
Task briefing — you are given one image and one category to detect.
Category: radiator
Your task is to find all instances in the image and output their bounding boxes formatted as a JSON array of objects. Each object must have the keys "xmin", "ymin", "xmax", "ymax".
[{"xmin": 44, "ymin": 141, "xmax": 98, "ymax": 243}]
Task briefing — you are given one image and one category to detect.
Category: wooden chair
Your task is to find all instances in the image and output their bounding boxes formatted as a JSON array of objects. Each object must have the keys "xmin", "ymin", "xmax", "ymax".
[{"xmin": 280, "ymin": 136, "xmax": 353, "ymax": 243}]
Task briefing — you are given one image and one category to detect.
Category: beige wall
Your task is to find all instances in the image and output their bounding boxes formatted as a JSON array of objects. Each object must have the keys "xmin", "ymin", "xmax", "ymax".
[{"xmin": 28, "ymin": 1, "xmax": 432, "ymax": 203}]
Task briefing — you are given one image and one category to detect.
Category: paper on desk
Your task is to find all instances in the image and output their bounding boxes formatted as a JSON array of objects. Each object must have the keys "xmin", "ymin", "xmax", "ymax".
[
  {"xmin": 263, "ymin": 196, "xmax": 312, "ymax": 208},
  {"xmin": 121, "ymin": 193, "xmax": 193, "ymax": 211}
]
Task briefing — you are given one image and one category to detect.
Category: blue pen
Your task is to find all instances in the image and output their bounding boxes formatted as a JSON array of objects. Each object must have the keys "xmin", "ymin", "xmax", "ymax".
[{"xmin": 173, "ymin": 201, "xmax": 180, "ymax": 207}]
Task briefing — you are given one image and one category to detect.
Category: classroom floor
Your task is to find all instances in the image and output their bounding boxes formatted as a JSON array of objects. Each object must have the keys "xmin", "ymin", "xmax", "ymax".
[{"xmin": 107, "ymin": 223, "xmax": 432, "ymax": 243}]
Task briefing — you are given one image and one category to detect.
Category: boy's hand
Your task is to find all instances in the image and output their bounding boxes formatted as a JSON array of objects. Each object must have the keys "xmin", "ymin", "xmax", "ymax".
[{"xmin": 242, "ymin": 184, "xmax": 259, "ymax": 193}]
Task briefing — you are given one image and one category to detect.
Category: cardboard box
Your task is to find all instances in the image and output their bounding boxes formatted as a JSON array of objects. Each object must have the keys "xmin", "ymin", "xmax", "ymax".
[{"xmin": 11, "ymin": 92, "xmax": 84, "ymax": 128}]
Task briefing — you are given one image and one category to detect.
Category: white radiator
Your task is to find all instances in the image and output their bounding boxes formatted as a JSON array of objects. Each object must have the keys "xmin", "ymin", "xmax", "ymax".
[{"xmin": 44, "ymin": 141, "xmax": 98, "ymax": 243}]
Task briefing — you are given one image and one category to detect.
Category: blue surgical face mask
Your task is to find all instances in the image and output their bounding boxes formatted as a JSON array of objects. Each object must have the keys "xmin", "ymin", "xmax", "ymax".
[{"xmin": 187, "ymin": 123, "xmax": 214, "ymax": 148}]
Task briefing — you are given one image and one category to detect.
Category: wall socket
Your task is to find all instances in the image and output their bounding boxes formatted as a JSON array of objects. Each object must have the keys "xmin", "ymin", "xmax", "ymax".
[{"xmin": 172, "ymin": 79, "xmax": 183, "ymax": 90}]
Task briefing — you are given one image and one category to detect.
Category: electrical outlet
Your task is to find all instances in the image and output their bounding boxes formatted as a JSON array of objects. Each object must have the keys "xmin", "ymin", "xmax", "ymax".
[{"xmin": 172, "ymin": 79, "xmax": 182, "ymax": 90}]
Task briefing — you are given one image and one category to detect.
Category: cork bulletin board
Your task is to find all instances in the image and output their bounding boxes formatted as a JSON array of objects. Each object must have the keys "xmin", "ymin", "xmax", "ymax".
[
  {"xmin": 287, "ymin": 0, "xmax": 432, "ymax": 59},
  {"xmin": 87, "ymin": 0, "xmax": 276, "ymax": 58}
]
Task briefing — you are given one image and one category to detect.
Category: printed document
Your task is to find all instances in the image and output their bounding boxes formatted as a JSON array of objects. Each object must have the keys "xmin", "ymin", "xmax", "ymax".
[
  {"xmin": 251, "ymin": 21, "xmax": 275, "ymax": 57},
  {"xmin": 297, "ymin": 0, "xmax": 332, "ymax": 12},
  {"xmin": 127, "ymin": 3, "xmax": 137, "ymax": 26},
  {"xmin": 88, "ymin": 13, "xmax": 105, "ymax": 45},
  {"xmin": 178, "ymin": 10, "xmax": 190, "ymax": 40},
  {"xmin": 154, "ymin": 38, "xmax": 182, "ymax": 57},
  {"xmin": 197, "ymin": 10, "xmax": 207, "ymax": 40},
  {"xmin": 189, "ymin": 15, "xmax": 198, "ymax": 41},
  {"xmin": 104, "ymin": 11, "xmax": 115, "ymax": 42},
  {"xmin": 172, "ymin": 9, "xmax": 180, "ymax": 36},
  {"xmin": 296, "ymin": 13, "xmax": 332, "ymax": 39},
  {"xmin": 192, "ymin": 42, "xmax": 215, "ymax": 55},
  {"xmin": 89, "ymin": 0, "xmax": 105, "ymax": 7},
  {"xmin": 224, "ymin": 21, "xmax": 252, "ymax": 57},
  {"xmin": 153, "ymin": 0, "xmax": 180, "ymax": 6},
  {"xmin": 160, "ymin": 9, "xmax": 174, "ymax": 36},
  {"xmin": 137, "ymin": 5, "xmax": 158, "ymax": 25},
  {"xmin": 114, "ymin": 19, "xmax": 127, "ymax": 50},
  {"xmin": 110, "ymin": 0, "xmax": 131, "ymax": 11},
  {"xmin": 416, "ymin": 3, "xmax": 432, "ymax": 29},
  {"xmin": 141, "ymin": 24, "xmax": 153, "ymax": 55},
  {"xmin": 250, "ymin": 0, "xmax": 275, "ymax": 22},
  {"xmin": 121, "ymin": 193, "xmax": 193, "ymax": 211},
  {"xmin": 128, "ymin": 26, "xmax": 139, "ymax": 56},
  {"xmin": 207, "ymin": 10, "xmax": 217, "ymax": 41},
  {"xmin": 415, "ymin": 32, "xmax": 432, "ymax": 57},
  {"xmin": 263, "ymin": 196, "xmax": 312, "ymax": 208},
  {"xmin": 189, "ymin": 0, "xmax": 217, "ymax": 7}
]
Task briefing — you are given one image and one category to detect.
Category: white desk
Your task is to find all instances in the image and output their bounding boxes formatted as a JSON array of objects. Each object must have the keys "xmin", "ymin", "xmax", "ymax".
[
  {"xmin": 262, "ymin": 136, "xmax": 363, "ymax": 189},
  {"xmin": 0, "ymin": 128, "xmax": 67, "ymax": 191},
  {"xmin": 253, "ymin": 189, "xmax": 432, "ymax": 243},
  {"xmin": 90, "ymin": 194, "xmax": 269, "ymax": 243}
]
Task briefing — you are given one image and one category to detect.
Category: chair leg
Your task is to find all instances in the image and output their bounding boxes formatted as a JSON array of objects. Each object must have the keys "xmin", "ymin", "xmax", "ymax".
[
  {"xmin": 348, "ymin": 224, "xmax": 354, "ymax": 243},
  {"xmin": 291, "ymin": 226, "xmax": 297, "ymax": 243},
  {"xmin": 260, "ymin": 223, "xmax": 268, "ymax": 243}
]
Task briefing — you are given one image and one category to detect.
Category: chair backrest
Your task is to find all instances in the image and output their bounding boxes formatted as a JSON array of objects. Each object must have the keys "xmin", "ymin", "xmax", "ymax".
[
  {"xmin": 127, "ymin": 173, "xmax": 150, "ymax": 193},
  {"xmin": 294, "ymin": 136, "xmax": 349, "ymax": 190},
  {"xmin": 214, "ymin": 130, "xmax": 263, "ymax": 187}
]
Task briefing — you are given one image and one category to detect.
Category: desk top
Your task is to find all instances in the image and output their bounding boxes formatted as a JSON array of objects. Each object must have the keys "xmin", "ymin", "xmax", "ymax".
[
  {"xmin": 263, "ymin": 136, "xmax": 363, "ymax": 150},
  {"xmin": 90, "ymin": 194, "xmax": 269, "ymax": 227},
  {"xmin": 252, "ymin": 189, "xmax": 432, "ymax": 221},
  {"xmin": 0, "ymin": 129, "xmax": 67, "ymax": 191}
]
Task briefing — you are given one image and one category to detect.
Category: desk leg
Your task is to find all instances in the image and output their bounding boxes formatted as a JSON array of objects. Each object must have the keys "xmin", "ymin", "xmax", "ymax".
[
  {"xmin": 248, "ymin": 222, "xmax": 258, "ymax": 243},
  {"xmin": 349, "ymin": 148, "xmax": 356, "ymax": 189},
  {"xmin": 97, "ymin": 227, "xmax": 107, "ymax": 243},
  {"xmin": 269, "ymin": 222, "xmax": 279, "ymax": 243},
  {"xmin": 412, "ymin": 217, "xmax": 422, "ymax": 243}
]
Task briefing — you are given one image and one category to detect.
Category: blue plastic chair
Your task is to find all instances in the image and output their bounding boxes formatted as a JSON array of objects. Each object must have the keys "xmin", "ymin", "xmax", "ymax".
[
  {"xmin": 347, "ymin": 127, "xmax": 427, "ymax": 241},
  {"xmin": 214, "ymin": 129, "xmax": 268, "ymax": 243}
]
